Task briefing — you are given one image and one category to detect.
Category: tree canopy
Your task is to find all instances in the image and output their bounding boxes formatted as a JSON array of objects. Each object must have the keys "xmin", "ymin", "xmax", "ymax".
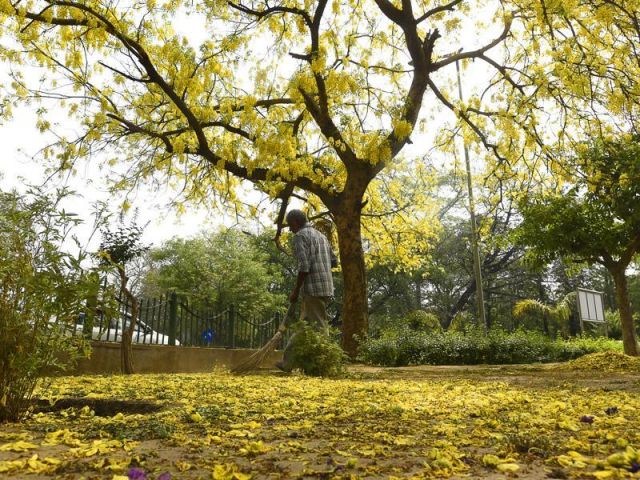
[
  {"xmin": 515, "ymin": 136, "xmax": 640, "ymax": 355},
  {"xmin": 0, "ymin": 0, "xmax": 515, "ymax": 354}
]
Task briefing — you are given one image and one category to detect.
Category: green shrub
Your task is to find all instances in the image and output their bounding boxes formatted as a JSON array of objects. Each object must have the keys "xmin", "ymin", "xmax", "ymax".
[
  {"xmin": 358, "ymin": 327, "xmax": 622, "ymax": 367},
  {"xmin": 406, "ymin": 310, "xmax": 442, "ymax": 332},
  {"xmin": 604, "ymin": 310, "xmax": 622, "ymax": 339},
  {"xmin": 448, "ymin": 311, "xmax": 473, "ymax": 332},
  {"xmin": 286, "ymin": 322, "xmax": 347, "ymax": 377},
  {"xmin": 0, "ymin": 189, "xmax": 110, "ymax": 422}
]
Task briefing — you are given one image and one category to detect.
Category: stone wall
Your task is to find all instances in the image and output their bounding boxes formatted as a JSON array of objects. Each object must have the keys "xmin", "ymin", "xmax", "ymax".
[{"xmin": 65, "ymin": 342, "xmax": 282, "ymax": 375}]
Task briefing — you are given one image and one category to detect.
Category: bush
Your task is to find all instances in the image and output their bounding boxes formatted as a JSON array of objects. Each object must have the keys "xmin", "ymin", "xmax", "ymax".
[
  {"xmin": 406, "ymin": 310, "xmax": 442, "ymax": 332},
  {"xmin": 448, "ymin": 311, "xmax": 473, "ymax": 332},
  {"xmin": 0, "ymin": 189, "xmax": 109, "ymax": 422},
  {"xmin": 286, "ymin": 322, "xmax": 347, "ymax": 377},
  {"xmin": 369, "ymin": 311, "xmax": 442, "ymax": 338},
  {"xmin": 358, "ymin": 327, "xmax": 622, "ymax": 367}
]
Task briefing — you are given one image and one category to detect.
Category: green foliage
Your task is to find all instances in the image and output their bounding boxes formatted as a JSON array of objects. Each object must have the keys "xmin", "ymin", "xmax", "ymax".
[
  {"xmin": 369, "ymin": 311, "xmax": 442, "ymax": 337},
  {"xmin": 359, "ymin": 328, "xmax": 622, "ymax": 367},
  {"xmin": 99, "ymin": 221, "xmax": 148, "ymax": 267},
  {"xmin": 512, "ymin": 294, "xmax": 574, "ymax": 338},
  {"xmin": 514, "ymin": 136, "xmax": 640, "ymax": 355},
  {"xmin": 603, "ymin": 310, "xmax": 640, "ymax": 340},
  {"xmin": 0, "ymin": 189, "xmax": 109, "ymax": 422},
  {"xmin": 286, "ymin": 322, "xmax": 347, "ymax": 377},
  {"xmin": 515, "ymin": 136, "xmax": 640, "ymax": 267},
  {"xmin": 605, "ymin": 309, "xmax": 623, "ymax": 339},
  {"xmin": 406, "ymin": 310, "xmax": 442, "ymax": 332},
  {"xmin": 141, "ymin": 229, "xmax": 286, "ymax": 317},
  {"xmin": 448, "ymin": 311, "xmax": 473, "ymax": 332}
]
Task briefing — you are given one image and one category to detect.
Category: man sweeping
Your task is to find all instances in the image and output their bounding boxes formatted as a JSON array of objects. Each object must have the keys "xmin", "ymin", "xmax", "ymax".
[{"xmin": 276, "ymin": 209, "xmax": 338, "ymax": 372}]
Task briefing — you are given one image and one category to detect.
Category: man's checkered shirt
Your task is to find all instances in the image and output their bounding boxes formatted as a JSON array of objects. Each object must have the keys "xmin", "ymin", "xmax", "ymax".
[{"xmin": 293, "ymin": 225, "xmax": 336, "ymax": 297}]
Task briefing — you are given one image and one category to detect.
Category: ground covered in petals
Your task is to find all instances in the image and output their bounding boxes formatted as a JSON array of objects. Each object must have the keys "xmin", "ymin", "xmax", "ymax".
[{"xmin": 1, "ymin": 354, "xmax": 640, "ymax": 479}]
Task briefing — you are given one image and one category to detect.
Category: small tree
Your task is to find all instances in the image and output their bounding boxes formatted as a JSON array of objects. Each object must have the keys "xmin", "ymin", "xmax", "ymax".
[
  {"xmin": 99, "ymin": 220, "xmax": 148, "ymax": 374},
  {"xmin": 513, "ymin": 294, "xmax": 573, "ymax": 338},
  {"xmin": 0, "ymin": 188, "xmax": 106, "ymax": 422},
  {"xmin": 514, "ymin": 136, "xmax": 640, "ymax": 355}
]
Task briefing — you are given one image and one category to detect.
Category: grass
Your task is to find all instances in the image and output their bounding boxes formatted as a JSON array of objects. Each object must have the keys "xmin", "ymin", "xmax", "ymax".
[{"xmin": 0, "ymin": 354, "xmax": 639, "ymax": 479}]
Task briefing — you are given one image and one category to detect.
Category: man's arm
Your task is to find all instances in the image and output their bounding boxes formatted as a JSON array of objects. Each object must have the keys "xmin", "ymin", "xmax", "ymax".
[
  {"xmin": 290, "ymin": 271, "xmax": 309, "ymax": 303},
  {"xmin": 290, "ymin": 235, "xmax": 310, "ymax": 303}
]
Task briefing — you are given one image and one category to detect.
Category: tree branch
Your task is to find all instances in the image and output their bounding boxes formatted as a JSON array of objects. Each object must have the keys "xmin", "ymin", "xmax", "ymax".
[
  {"xmin": 431, "ymin": 17, "xmax": 513, "ymax": 70},
  {"xmin": 415, "ymin": 0, "xmax": 463, "ymax": 24}
]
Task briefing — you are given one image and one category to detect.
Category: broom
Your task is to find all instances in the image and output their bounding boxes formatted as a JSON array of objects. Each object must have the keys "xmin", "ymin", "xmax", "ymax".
[{"xmin": 230, "ymin": 302, "xmax": 295, "ymax": 374}]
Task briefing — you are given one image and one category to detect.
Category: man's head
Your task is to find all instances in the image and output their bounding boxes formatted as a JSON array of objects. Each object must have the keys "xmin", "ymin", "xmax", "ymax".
[{"xmin": 285, "ymin": 209, "xmax": 308, "ymax": 233}]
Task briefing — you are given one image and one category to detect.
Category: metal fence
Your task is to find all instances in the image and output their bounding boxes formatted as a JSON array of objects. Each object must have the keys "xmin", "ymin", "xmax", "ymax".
[{"xmin": 76, "ymin": 293, "xmax": 286, "ymax": 349}]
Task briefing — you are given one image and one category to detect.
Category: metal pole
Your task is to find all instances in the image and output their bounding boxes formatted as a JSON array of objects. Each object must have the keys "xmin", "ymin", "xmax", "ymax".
[{"xmin": 456, "ymin": 59, "xmax": 487, "ymax": 334}]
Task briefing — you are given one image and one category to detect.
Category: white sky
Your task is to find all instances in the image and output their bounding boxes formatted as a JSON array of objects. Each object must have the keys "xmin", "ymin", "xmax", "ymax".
[{"xmin": 0, "ymin": 103, "xmax": 229, "ymax": 250}]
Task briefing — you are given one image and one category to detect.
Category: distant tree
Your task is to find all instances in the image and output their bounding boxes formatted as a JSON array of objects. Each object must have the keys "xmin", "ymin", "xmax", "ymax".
[
  {"xmin": 515, "ymin": 136, "xmax": 640, "ymax": 356},
  {"xmin": 141, "ymin": 229, "xmax": 286, "ymax": 318},
  {"xmin": 424, "ymin": 207, "xmax": 526, "ymax": 330}
]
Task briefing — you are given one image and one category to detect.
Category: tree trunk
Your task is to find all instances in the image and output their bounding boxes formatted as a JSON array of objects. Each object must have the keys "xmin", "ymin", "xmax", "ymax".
[
  {"xmin": 334, "ymin": 207, "xmax": 368, "ymax": 358},
  {"xmin": 541, "ymin": 312, "xmax": 550, "ymax": 337},
  {"xmin": 537, "ymin": 274, "xmax": 550, "ymax": 337},
  {"xmin": 414, "ymin": 275, "xmax": 423, "ymax": 310},
  {"xmin": 118, "ymin": 269, "xmax": 137, "ymax": 374},
  {"xmin": 444, "ymin": 278, "xmax": 476, "ymax": 329},
  {"xmin": 610, "ymin": 267, "xmax": 639, "ymax": 356}
]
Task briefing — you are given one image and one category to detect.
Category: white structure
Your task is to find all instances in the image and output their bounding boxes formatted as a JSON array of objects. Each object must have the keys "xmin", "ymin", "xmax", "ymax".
[{"xmin": 576, "ymin": 288, "xmax": 607, "ymax": 336}]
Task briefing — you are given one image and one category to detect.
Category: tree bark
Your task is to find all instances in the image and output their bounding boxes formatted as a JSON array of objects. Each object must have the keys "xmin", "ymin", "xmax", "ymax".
[
  {"xmin": 334, "ymin": 205, "xmax": 368, "ymax": 358},
  {"xmin": 414, "ymin": 275, "xmax": 423, "ymax": 311},
  {"xmin": 610, "ymin": 266, "xmax": 639, "ymax": 356},
  {"xmin": 118, "ymin": 269, "xmax": 137, "ymax": 374}
]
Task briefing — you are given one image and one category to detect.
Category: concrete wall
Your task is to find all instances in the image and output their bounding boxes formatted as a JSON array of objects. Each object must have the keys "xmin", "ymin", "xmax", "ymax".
[{"xmin": 68, "ymin": 342, "xmax": 282, "ymax": 375}]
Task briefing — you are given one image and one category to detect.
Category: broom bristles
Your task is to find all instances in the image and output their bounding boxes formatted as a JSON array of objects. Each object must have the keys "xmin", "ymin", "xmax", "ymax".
[
  {"xmin": 230, "ymin": 327, "xmax": 285, "ymax": 374},
  {"xmin": 230, "ymin": 303, "xmax": 295, "ymax": 374}
]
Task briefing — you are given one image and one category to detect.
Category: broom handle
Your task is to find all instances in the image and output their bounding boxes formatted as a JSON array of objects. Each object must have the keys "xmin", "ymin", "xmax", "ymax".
[{"xmin": 277, "ymin": 302, "xmax": 296, "ymax": 333}]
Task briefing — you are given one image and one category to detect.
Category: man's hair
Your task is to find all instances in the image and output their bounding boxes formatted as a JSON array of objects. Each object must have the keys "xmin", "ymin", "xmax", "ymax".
[{"xmin": 286, "ymin": 209, "xmax": 308, "ymax": 226}]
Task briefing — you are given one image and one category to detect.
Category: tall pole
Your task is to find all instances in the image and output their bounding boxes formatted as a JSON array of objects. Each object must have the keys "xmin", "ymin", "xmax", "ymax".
[{"xmin": 456, "ymin": 59, "xmax": 487, "ymax": 334}]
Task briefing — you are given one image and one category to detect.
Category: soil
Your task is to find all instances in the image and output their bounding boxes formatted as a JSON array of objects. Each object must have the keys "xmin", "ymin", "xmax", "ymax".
[
  {"xmin": 32, "ymin": 398, "xmax": 165, "ymax": 416},
  {"xmin": 348, "ymin": 363, "xmax": 640, "ymax": 391}
]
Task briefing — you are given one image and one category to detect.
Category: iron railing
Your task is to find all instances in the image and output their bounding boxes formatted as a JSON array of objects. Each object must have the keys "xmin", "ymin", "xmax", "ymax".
[{"xmin": 74, "ymin": 293, "xmax": 287, "ymax": 349}]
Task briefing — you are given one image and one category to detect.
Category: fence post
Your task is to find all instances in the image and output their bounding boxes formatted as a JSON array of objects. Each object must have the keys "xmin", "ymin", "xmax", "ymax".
[
  {"xmin": 168, "ymin": 292, "xmax": 177, "ymax": 346},
  {"xmin": 228, "ymin": 304, "xmax": 236, "ymax": 348}
]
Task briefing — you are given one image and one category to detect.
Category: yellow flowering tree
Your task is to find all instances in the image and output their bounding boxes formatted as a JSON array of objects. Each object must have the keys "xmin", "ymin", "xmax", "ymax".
[
  {"xmin": 472, "ymin": 0, "xmax": 640, "ymax": 183},
  {"xmin": 0, "ymin": 0, "xmax": 513, "ymax": 355}
]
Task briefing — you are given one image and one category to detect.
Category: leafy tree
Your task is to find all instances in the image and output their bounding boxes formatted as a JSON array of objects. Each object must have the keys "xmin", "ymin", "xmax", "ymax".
[
  {"xmin": 423, "ymin": 207, "xmax": 526, "ymax": 329},
  {"xmin": 0, "ymin": 0, "xmax": 515, "ymax": 355},
  {"xmin": 99, "ymin": 220, "xmax": 149, "ymax": 374},
  {"xmin": 514, "ymin": 136, "xmax": 640, "ymax": 355},
  {"xmin": 512, "ymin": 0, "xmax": 640, "ymax": 136},
  {"xmin": 0, "ymin": 188, "xmax": 109, "ymax": 421},
  {"xmin": 250, "ymin": 231, "xmax": 298, "ymax": 301},
  {"xmin": 141, "ymin": 229, "xmax": 286, "ymax": 317}
]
